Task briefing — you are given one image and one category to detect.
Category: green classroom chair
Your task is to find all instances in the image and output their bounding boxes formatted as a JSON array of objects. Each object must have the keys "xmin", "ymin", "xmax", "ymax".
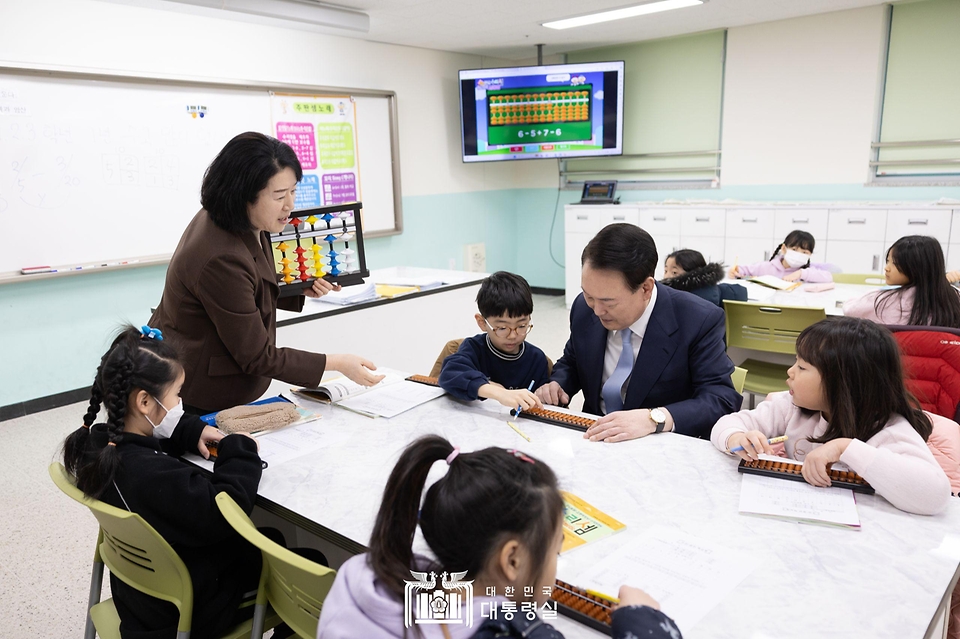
[
  {"xmin": 49, "ymin": 462, "xmax": 277, "ymax": 639},
  {"xmin": 731, "ymin": 366, "xmax": 747, "ymax": 394},
  {"xmin": 722, "ymin": 301, "xmax": 826, "ymax": 402},
  {"xmin": 832, "ymin": 273, "xmax": 886, "ymax": 285},
  {"xmin": 217, "ymin": 492, "xmax": 337, "ymax": 639}
]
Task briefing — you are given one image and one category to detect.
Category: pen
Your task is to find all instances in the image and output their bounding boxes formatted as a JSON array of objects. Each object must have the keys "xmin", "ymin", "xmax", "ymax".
[
  {"xmin": 585, "ymin": 588, "xmax": 619, "ymax": 605},
  {"xmin": 729, "ymin": 435, "xmax": 788, "ymax": 453},
  {"xmin": 515, "ymin": 379, "xmax": 535, "ymax": 416},
  {"xmin": 506, "ymin": 420, "xmax": 532, "ymax": 442}
]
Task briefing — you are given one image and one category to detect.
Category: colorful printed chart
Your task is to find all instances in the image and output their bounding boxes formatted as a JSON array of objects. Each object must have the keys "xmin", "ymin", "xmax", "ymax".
[{"xmin": 271, "ymin": 94, "xmax": 361, "ymax": 210}]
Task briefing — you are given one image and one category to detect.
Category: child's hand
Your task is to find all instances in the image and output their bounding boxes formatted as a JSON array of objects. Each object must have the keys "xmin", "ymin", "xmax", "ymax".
[
  {"xmin": 782, "ymin": 270, "xmax": 803, "ymax": 282},
  {"xmin": 496, "ymin": 388, "xmax": 542, "ymax": 411},
  {"xmin": 801, "ymin": 439, "xmax": 852, "ymax": 487},
  {"xmin": 535, "ymin": 381, "xmax": 570, "ymax": 407},
  {"xmin": 948, "ymin": 271, "xmax": 960, "ymax": 284},
  {"xmin": 728, "ymin": 265, "xmax": 741, "ymax": 279},
  {"xmin": 616, "ymin": 585, "xmax": 660, "ymax": 610},
  {"xmin": 198, "ymin": 426, "xmax": 224, "ymax": 459},
  {"xmin": 726, "ymin": 431, "xmax": 772, "ymax": 461}
]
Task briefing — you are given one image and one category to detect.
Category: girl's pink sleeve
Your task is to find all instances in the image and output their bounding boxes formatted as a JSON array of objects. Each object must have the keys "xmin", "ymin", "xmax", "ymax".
[
  {"xmin": 711, "ymin": 393, "xmax": 793, "ymax": 453},
  {"xmin": 736, "ymin": 262, "xmax": 760, "ymax": 278},
  {"xmin": 800, "ymin": 265, "xmax": 833, "ymax": 283},
  {"xmin": 842, "ymin": 290, "xmax": 880, "ymax": 321}
]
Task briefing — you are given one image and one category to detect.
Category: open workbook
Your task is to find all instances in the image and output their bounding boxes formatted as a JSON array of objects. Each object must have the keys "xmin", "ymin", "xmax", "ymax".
[
  {"xmin": 747, "ymin": 275, "xmax": 802, "ymax": 291},
  {"xmin": 288, "ymin": 367, "xmax": 446, "ymax": 418}
]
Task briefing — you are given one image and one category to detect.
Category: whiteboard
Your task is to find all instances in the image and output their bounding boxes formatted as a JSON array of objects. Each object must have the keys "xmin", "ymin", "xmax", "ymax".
[{"xmin": 0, "ymin": 68, "xmax": 400, "ymax": 277}]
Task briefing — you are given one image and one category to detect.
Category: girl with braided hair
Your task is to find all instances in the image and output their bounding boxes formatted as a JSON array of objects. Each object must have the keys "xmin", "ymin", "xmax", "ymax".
[{"xmin": 61, "ymin": 325, "xmax": 266, "ymax": 639}]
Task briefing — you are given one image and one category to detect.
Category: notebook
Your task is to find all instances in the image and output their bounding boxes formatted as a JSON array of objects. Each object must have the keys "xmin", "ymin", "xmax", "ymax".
[
  {"xmin": 738, "ymin": 472, "xmax": 861, "ymax": 529},
  {"xmin": 748, "ymin": 275, "xmax": 802, "ymax": 291}
]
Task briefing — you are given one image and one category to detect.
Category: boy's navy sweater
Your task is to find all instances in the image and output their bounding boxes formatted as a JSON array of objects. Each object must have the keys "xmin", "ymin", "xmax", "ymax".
[{"xmin": 439, "ymin": 334, "xmax": 550, "ymax": 401}]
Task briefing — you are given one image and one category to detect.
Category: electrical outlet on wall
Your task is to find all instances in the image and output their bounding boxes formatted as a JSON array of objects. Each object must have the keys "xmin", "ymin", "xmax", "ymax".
[{"xmin": 464, "ymin": 243, "xmax": 486, "ymax": 272}]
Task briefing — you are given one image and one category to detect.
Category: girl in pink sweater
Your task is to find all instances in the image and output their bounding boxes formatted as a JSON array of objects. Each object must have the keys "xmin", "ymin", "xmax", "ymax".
[
  {"xmin": 842, "ymin": 235, "xmax": 960, "ymax": 328},
  {"xmin": 728, "ymin": 230, "xmax": 833, "ymax": 283},
  {"xmin": 712, "ymin": 316, "xmax": 950, "ymax": 515}
]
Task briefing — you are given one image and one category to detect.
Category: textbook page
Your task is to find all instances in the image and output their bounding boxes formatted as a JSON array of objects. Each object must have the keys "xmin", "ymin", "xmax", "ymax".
[
  {"xmin": 573, "ymin": 527, "xmax": 753, "ymax": 635},
  {"xmin": 739, "ymin": 473, "xmax": 860, "ymax": 529},
  {"xmin": 338, "ymin": 380, "xmax": 445, "ymax": 418},
  {"xmin": 290, "ymin": 368, "xmax": 409, "ymax": 403}
]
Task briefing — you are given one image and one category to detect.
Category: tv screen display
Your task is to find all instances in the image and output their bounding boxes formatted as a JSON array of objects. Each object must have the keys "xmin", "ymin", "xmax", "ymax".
[{"xmin": 459, "ymin": 61, "xmax": 624, "ymax": 163}]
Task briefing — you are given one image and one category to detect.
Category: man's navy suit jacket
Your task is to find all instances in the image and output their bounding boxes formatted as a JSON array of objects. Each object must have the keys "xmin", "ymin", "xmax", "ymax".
[{"xmin": 551, "ymin": 283, "xmax": 742, "ymax": 439}]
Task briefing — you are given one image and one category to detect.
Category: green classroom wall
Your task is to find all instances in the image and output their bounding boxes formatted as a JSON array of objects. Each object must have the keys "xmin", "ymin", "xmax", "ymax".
[{"xmin": 5, "ymin": 182, "xmax": 960, "ymax": 409}]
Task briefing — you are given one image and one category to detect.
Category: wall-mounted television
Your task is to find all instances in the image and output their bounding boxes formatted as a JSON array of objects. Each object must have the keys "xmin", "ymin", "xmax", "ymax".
[{"xmin": 459, "ymin": 61, "xmax": 624, "ymax": 163}]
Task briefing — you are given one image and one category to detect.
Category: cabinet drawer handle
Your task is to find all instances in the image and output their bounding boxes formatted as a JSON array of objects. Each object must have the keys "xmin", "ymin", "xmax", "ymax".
[
  {"xmin": 741, "ymin": 217, "xmax": 758, "ymax": 223},
  {"xmin": 792, "ymin": 218, "xmax": 809, "ymax": 223},
  {"xmin": 872, "ymin": 255, "xmax": 880, "ymax": 271},
  {"xmin": 908, "ymin": 219, "xmax": 928, "ymax": 225},
  {"xmin": 847, "ymin": 218, "xmax": 867, "ymax": 224},
  {"xmin": 695, "ymin": 216, "xmax": 710, "ymax": 222},
  {"xmin": 577, "ymin": 215, "xmax": 588, "ymax": 220},
  {"xmin": 612, "ymin": 215, "xmax": 625, "ymax": 221},
  {"xmin": 653, "ymin": 216, "xmax": 667, "ymax": 221}
]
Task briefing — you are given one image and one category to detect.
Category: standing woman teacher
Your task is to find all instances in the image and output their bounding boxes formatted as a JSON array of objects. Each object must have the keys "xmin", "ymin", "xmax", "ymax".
[{"xmin": 150, "ymin": 132, "xmax": 383, "ymax": 415}]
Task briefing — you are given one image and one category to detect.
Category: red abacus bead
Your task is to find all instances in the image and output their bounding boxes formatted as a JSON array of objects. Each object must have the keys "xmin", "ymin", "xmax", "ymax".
[{"xmin": 290, "ymin": 217, "xmax": 301, "ymax": 226}]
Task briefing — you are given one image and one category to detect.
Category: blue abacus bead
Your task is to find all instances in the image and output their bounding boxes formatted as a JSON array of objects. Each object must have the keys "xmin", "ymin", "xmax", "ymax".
[
  {"xmin": 323, "ymin": 234, "xmax": 338, "ymax": 243},
  {"xmin": 330, "ymin": 266, "xmax": 341, "ymax": 275},
  {"xmin": 322, "ymin": 213, "xmax": 335, "ymax": 222}
]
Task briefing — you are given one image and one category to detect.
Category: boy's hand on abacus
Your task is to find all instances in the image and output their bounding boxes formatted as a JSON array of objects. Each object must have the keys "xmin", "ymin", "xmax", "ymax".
[
  {"xmin": 495, "ymin": 388, "xmax": 541, "ymax": 411},
  {"xmin": 535, "ymin": 381, "xmax": 570, "ymax": 407},
  {"xmin": 304, "ymin": 278, "xmax": 342, "ymax": 298},
  {"xmin": 801, "ymin": 438, "xmax": 852, "ymax": 488},
  {"xmin": 197, "ymin": 426, "xmax": 225, "ymax": 459},
  {"xmin": 617, "ymin": 585, "xmax": 660, "ymax": 611},
  {"xmin": 726, "ymin": 431, "xmax": 772, "ymax": 461}
]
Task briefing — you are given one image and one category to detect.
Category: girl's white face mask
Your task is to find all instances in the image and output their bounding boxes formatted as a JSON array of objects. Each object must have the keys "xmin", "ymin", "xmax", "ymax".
[
  {"xmin": 783, "ymin": 249, "xmax": 809, "ymax": 269},
  {"xmin": 146, "ymin": 397, "xmax": 184, "ymax": 439}
]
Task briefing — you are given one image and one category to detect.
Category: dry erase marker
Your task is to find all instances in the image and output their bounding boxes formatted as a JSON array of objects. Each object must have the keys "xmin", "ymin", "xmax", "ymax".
[
  {"xmin": 506, "ymin": 420, "xmax": 532, "ymax": 442},
  {"xmin": 21, "ymin": 265, "xmax": 53, "ymax": 274},
  {"xmin": 729, "ymin": 435, "xmax": 788, "ymax": 453}
]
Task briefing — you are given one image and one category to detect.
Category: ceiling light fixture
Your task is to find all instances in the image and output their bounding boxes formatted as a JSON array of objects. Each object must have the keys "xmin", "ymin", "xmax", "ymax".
[
  {"xmin": 542, "ymin": 0, "xmax": 704, "ymax": 30},
  {"xmin": 162, "ymin": 0, "xmax": 370, "ymax": 32}
]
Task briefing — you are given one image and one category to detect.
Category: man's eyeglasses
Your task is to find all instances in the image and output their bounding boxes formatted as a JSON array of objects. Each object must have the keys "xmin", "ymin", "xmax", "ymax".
[{"xmin": 483, "ymin": 318, "xmax": 534, "ymax": 338}]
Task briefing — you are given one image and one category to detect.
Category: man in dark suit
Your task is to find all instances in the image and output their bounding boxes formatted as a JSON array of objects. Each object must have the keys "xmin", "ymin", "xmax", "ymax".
[{"xmin": 536, "ymin": 224, "xmax": 741, "ymax": 440}]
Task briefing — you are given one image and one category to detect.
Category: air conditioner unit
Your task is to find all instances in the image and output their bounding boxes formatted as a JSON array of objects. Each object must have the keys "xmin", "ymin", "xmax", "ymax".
[{"xmin": 162, "ymin": 0, "xmax": 370, "ymax": 32}]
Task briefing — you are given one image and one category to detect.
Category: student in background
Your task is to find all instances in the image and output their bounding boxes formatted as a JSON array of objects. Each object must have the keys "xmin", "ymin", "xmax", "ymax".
[
  {"xmin": 61, "ymin": 326, "xmax": 265, "ymax": 638},
  {"xmin": 728, "ymin": 230, "xmax": 832, "ymax": 283},
  {"xmin": 711, "ymin": 317, "xmax": 951, "ymax": 515},
  {"xmin": 661, "ymin": 248, "xmax": 747, "ymax": 308},
  {"xmin": 439, "ymin": 271, "xmax": 549, "ymax": 410},
  {"xmin": 843, "ymin": 235, "xmax": 960, "ymax": 328},
  {"xmin": 316, "ymin": 435, "xmax": 682, "ymax": 638}
]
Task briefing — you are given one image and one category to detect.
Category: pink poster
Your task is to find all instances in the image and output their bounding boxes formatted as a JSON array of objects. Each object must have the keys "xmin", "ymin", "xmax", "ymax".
[{"xmin": 275, "ymin": 122, "xmax": 317, "ymax": 170}]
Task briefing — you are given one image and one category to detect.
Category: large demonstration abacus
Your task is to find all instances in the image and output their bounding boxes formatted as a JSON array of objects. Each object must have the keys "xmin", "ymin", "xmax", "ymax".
[
  {"xmin": 738, "ymin": 458, "xmax": 875, "ymax": 494},
  {"xmin": 269, "ymin": 201, "xmax": 369, "ymax": 298}
]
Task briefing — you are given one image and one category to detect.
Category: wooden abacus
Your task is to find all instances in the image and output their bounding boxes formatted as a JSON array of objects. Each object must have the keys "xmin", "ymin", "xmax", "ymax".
[
  {"xmin": 551, "ymin": 579, "xmax": 614, "ymax": 635},
  {"xmin": 509, "ymin": 407, "xmax": 597, "ymax": 432},
  {"xmin": 738, "ymin": 458, "xmax": 875, "ymax": 494},
  {"xmin": 406, "ymin": 374, "xmax": 440, "ymax": 387}
]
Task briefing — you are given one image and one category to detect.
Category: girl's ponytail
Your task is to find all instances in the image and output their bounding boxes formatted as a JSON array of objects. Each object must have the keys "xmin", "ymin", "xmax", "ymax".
[{"xmin": 368, "ymin": 435, "xmax": 455, "ymax": 600}]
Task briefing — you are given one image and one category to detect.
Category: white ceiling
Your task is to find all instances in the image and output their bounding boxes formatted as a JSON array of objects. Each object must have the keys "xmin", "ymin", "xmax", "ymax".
[{"xmin": 319, "ymin": 0, "xmax": 891, "ymax": 59}]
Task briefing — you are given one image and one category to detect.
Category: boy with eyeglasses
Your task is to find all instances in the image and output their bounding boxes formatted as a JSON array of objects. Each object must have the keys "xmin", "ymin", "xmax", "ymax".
[{"xmin": 439, "ymin": 271, "xmax": 549, "ymax": 410}]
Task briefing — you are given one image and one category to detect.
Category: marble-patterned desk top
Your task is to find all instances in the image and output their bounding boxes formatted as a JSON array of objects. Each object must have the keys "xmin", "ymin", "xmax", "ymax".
[{"xmin": 221, "ymin": 395, "xmax": 960, "ymax": 639}]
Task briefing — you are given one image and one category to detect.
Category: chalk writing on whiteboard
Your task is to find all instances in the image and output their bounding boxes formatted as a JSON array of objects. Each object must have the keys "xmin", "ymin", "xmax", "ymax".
[
  {"xmin": 102, "ymin": 153, "xmax": 180, "ymax": 189},
  {"xmin": 11, "ymin": 155, "xmax": 80, "ymax": 209}
]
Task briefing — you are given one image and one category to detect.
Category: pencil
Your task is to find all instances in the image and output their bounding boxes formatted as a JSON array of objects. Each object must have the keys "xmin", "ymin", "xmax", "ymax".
[
  {"xmin": 585, "ymin": 588, "xmax": 619, "ymax": 604},
  {"xmin": 729, "ymin": 435, "xmax": 788, "ymax": 453},
  {"xmin": 506, "ymin": 420, "xmax": 532, "ymax": 442}
]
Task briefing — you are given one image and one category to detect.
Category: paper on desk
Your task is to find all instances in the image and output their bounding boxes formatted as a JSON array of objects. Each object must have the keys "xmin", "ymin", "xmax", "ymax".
[
  {"xmin": 574, "ymin": 527, "xmax": 753, "ymax": 635},
  {"xmin": 338, "ymin": 380, "xmax": 445, "ymax": 418},
  {"xmin": 739, "ymin": 473, "xmax": 860, "ymax": 529},
  {"xmin": 254, "ymin": 418, "xmax": 349, "ymax": 467}
]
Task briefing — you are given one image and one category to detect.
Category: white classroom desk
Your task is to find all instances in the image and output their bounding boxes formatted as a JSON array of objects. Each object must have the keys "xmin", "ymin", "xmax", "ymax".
[
  {"xmin": 734, "ymin": 280, "xmax": 876, "ymax": 315},
  {"xmin": 275, "ymin": 267, "xmax": 486, "ymax": 376},
  {"xmin": 196, "ymin": 394, "xmax": 960, "ymax": 639}
]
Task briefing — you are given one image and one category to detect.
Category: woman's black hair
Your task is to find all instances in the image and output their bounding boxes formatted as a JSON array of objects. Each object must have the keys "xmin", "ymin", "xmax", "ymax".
[
  {"xmin": 581, "ymin": 223, "xmax": 658, "ymax": 292},
  {"xmin": 477, "ymin": 271, "xmax": 534, "ymax": 318},
  {"xmin": 368, "ymin": 436, "xmax": 564, "ymax": 603},
  {"xmin": 666, "ymin": 249, "xmax": 707, "ymax": 274},
  {"xmin": 795, "ymin": 317, "xmax": 931, "ymax": 444},
  {"xmin": 875, "ymin": 235, "xmax": 960, "ymax": 329},
  {"xmin": 771, "ymin": 230, "xmax": 816, "ymax": 268},
  {"xmin": 62, "ymin": 326, "xmax": 183, "ymax": 499},
  {"xmin": 201, "ymin": 132, "xmax": 303, "ymax": 234}
]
